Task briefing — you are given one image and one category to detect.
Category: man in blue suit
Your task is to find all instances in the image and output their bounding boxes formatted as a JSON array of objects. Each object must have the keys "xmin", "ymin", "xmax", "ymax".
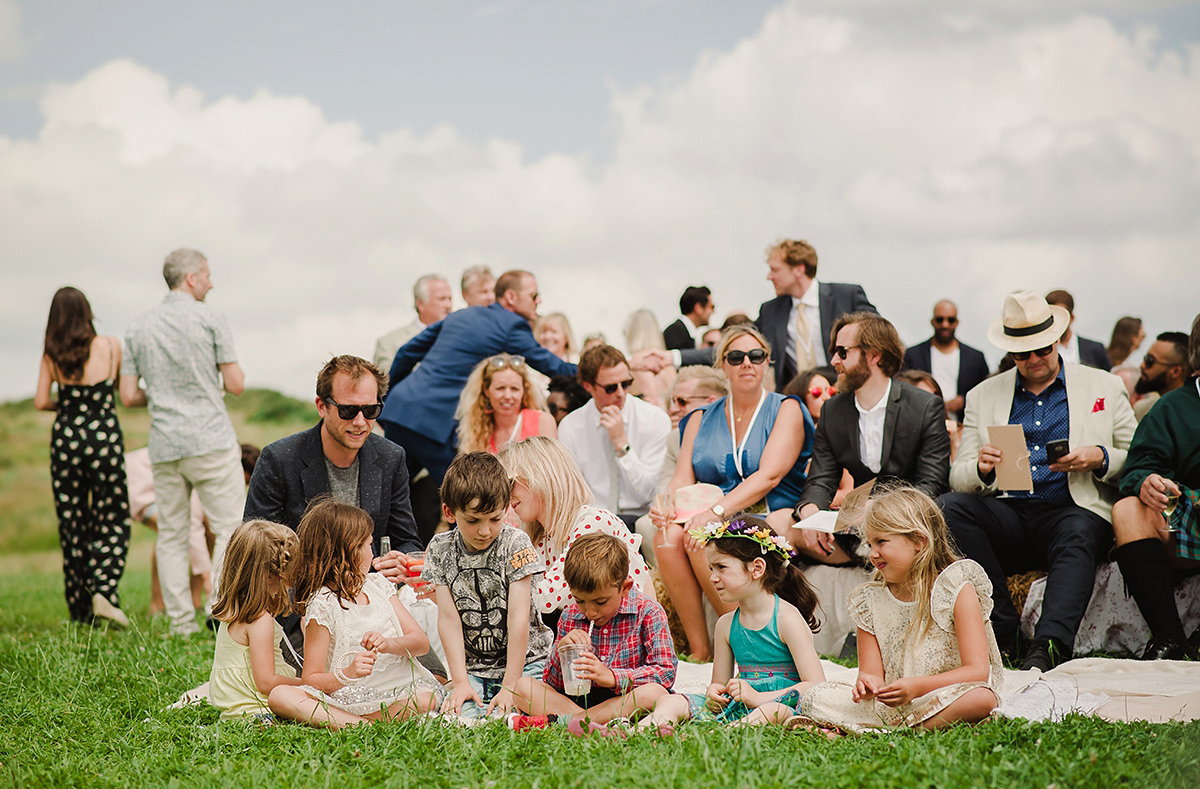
[
  {"xmin": 902, "ymin": 299, "xmax": 991, "ymax": 421},
  {"xmin": 379, "ymin": 269, "xmax": 577, "ymax": 491}
]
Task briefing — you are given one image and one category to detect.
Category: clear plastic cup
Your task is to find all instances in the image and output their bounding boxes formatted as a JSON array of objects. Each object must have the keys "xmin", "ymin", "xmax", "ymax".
[{"xmin": 557, "ymin": 641, "xmax": 592, "ymax": 696}]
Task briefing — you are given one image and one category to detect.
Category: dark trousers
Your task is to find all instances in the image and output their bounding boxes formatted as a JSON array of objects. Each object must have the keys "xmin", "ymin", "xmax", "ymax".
[
  {"xmin": 938, "ymin": 493, "xmax": 1112, "ymax": 652},
  {"xmin": 381, "ymin": 422, "xmax": 457, "ymax": 545}
]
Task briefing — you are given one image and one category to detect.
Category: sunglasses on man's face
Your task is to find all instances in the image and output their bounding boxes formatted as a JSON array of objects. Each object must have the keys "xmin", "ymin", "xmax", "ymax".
[
  {"xmin": 724, "ymin": 349, "xmax": 768, "ymax": 366},
  {"xmin": 933, "ymin": 316, "xmax": 958, "ymax": 325},
  {"xmin": 831, "ymin": 345, "xmax": 860, "ymax": 360},
  {"xmin": 809, "ymin": 385, "xmax": 837, "ymax": 399},
  {"xmin": 1010, "ymin": 345, "xmax": 1056, "ymax": 362},
  {"xmin": 598, "ymin": 379, "xmax": 635, "ymax": 395},
  {"xmin": 1142, "ymin": 354, "xmax": 1179, "ymax": 369},
  {"xmin": 324, "ymin": 398, "xmax": 383, "ymax": 420}
]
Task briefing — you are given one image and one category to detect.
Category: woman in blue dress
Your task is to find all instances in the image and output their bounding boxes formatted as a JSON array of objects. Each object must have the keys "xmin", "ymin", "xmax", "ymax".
[{"xmin": 652, "ymin": 325, "xmax": 813, "ymax": 660}]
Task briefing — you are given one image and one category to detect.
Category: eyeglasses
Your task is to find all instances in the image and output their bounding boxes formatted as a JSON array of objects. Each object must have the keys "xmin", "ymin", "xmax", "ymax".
[
  {"xmin": 724, "ymin": 349, "xmax": 768, "ymax": 365},
  {"xmin": 1142, "ymin": 354, "xmax": 1179, "ymax": 369},
  {"xmin": 598, "ymin": 378, "xmax": 635, "ymax": 395},
  {"xmin": 487, "ymin": 354, "xmax": 526, "ymax": 370},
  {"xmin": 808, "ymin": 385, "xmax": 837, "ymax": 398},
  {"xmin": 1011, "ymin": 345, "xmax": 1056, "ymax": 362},
  {"xmin": 671, "ymin": 394, "xmax": 710, "ymax": 410},
  {"xmin": 832, "ymin": 345, "xmax": 860, "ymax": 360},
  {"xmin": 933, "ymin": 317, "xmax": 958, "ymax": 325},
  {"xmin": 323, "ymin": 398, "xmax": 383, "ymax": 420}
]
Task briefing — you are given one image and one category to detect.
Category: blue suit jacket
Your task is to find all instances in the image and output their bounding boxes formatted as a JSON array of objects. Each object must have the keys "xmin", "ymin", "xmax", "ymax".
[
  {"xmin": 380, "ymin": 303, "xmax": 576, "ymax": 445},
  {"xmin": 1078, "ymin": 336, "xmax": 1113, "ymax": 371},
  {"xmin": 902, "ymin": 338, "xmax": 991, "ymax": 420},
  {"xmin": 756, "ymin": 282, "xmax": 876, "ymax": 390},
  {"xmin": 244, "ymin": 423, "xmax": 421, "ymax": 554}
]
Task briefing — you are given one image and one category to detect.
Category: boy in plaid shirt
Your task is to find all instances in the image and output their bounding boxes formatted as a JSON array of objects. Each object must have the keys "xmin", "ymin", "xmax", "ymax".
[{"xmin": 508, "ymin": 533, "xmax": 677, "ymax": 730}]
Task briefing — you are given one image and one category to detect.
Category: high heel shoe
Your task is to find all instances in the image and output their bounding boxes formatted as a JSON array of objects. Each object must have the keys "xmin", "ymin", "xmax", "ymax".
[{"xmin": 91, "ymin": 593, "xmax": 130, "ymax": 628}]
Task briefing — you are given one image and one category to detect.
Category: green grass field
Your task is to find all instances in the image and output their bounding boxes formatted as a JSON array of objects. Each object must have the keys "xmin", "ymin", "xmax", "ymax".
[{"xmin": 3, "ymin": 393, "xmax": 1200, "ymax": 787}]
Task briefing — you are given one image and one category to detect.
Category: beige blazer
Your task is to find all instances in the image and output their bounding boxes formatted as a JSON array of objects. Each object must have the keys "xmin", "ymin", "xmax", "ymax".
[{"xmin": 950, "ymin": 362, "xmax": 1136, "ymax": 523}]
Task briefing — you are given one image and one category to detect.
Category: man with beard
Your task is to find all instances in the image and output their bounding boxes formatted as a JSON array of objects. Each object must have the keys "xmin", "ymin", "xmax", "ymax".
[
  {"xmin": 902, "ymin": 300, "xmax": 990, "ymax": 422},
  {"xmin": 1132, "ymin": 332, "xmax": 1191, "ymax": 420},
  {"xmin": 770, "ymin": 312, "xmax": 951, "ymax": 565}
]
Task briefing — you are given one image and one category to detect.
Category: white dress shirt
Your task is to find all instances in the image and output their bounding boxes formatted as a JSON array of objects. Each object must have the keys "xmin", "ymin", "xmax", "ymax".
[
  {"xmin": 930, "ymin": 345, "xmax": 960, "ymax": 401},
  {"xmin": 557, "ymin": 395, "xmax": 671, "ymax": 516},
  {"xmin": 855, "ymin": 379, "xmax": 892, "ymax": 474},
  {"xmin": 1058, "ymin": 333, "xmax": 1080, "ymax": 366},
  {"xmin": 788, "ymin": 278, "xmax": 826, "ymax": 367}
]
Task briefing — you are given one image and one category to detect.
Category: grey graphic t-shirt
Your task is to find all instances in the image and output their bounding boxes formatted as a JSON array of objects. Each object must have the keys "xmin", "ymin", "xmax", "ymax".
[{"xmin": 423, "ymin": 525, "xmax": 553, "ymax": 678}]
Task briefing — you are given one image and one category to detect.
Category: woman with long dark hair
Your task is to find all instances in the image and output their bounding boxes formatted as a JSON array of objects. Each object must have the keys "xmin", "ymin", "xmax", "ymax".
[{"xmin": 34, "ymin": 287, "xmax": 131, "ymax": 626}]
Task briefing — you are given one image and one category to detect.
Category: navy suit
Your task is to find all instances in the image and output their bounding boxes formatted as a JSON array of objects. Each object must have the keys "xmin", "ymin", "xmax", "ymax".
[
  {"xmin": 379, "ymin": 303, "xmax": 576, "ymax": 482},
  {"xmin": 662, "ymin": 318, "xmax": 696, "ymax": 351},
  {"xmin": 902, "ymin": 338, "xmax": 991, "ymax": 421},
  {"xmin": 244, "ymin": 423, "xmax": 421, "ymax": 553},
  {"xmin": 1078, "ymin": 336, "xmax": 1113, "ymax": 371},
  {"xmin": 678, "ymin": 282, "xmax": 875, "ymax": 390},
  {"xmin": 797, "ymin": 380, "xmax": 951, "ymax": 512}
]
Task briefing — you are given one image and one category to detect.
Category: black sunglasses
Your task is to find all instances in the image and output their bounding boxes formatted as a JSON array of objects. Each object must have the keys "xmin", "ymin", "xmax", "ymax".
[
  {"xmin": 1011, "ymin": 345, "xmax": 1055, "ymax": 362},
  {"xmin": 831, "ymin": 345, "xmax": 861, "ymax": 360},
  {"xmin": 724, "ymin": 349, "xmax": 768, "ymax": 365},
  {"xmin": 933, "ymin": 316, "xmax": 958, "ymax": 325},
  {"xmin": 324, "ymin": 398, "xmax": 383, "ymax": 420},
  {"xmin": 599, "ymin": 378, "xmax": 635, "ymax": 395}
]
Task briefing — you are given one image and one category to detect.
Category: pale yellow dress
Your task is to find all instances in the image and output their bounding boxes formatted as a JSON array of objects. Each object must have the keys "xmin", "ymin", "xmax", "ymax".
[
  {"xmin": 209, "ymin": 619, "xmax": 294, "ymax": 719},
  {"xmin": 799, "ymin": 559, "xmax": 1004, "ymax": 730}
]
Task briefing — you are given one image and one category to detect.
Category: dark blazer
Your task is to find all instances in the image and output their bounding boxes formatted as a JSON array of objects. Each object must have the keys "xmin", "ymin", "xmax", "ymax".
[
  {"xmin": 380, "ymin": 302, "xmax": 576, "ymax": 445},
  {"xmin": 1078, "ymin": 336, "xmax": 1113, "ymax": 371},
  {"xmin": 244, "ymin": 423, "xmax": 421, "ymax": 554},
  {"xmin": 902, "ymin": 338, "xmax": 991, "ymax": 420},
  {"xmin": 797, "ymin": 380, "xmax": 951, "ymax": 511},
  {"xmin": 663, "ymin": 318, "xmax": 696, "ymax": 351},
  {"xmin": 756, "ymin": 282, "xmax": 876, "ymax": 390}
]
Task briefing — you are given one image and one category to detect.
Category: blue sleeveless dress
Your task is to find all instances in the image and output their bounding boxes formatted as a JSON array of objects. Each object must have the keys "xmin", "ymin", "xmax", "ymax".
[{"xmin": 685, "ymin": 393, "xmax": 813, "ymax": 512}]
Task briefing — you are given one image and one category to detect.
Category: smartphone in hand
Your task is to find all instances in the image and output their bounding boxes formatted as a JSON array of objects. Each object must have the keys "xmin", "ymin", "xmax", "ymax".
[{"xmin": 1046, "ymin": 440, "xmax": 1070, "ymax": 465}]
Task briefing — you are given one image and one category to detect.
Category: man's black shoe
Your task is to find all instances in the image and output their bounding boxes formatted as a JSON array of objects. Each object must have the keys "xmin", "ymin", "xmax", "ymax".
[
  {"xmin": 1020, "ymin": 638, "xmax": 1070, "ymax": 672},
  {"xmin": 1140, "ymin": 635, "xmax": 1197, "ymax": 661}
]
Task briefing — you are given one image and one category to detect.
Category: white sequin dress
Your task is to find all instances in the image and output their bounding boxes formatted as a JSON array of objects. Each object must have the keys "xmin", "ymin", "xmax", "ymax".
[
  {"xmin": 298, "ymin": 573, "xmax": 441, "ymax": 716},
  {"xmin": 800, "ymin": 559, "xmax": 1003, "ymax": 730}
]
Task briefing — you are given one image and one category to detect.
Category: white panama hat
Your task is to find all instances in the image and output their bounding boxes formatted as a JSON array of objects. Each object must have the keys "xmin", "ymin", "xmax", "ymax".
[{"xmin": 986, "ymin": 290, "xmax": 1071, "ymax": 354}]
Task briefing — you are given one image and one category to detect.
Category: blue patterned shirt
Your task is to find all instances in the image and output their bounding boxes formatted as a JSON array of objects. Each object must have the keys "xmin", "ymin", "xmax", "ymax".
[{"xmin": 1005, "ymin": 363, "xmax": 1070, "ymax": 502}]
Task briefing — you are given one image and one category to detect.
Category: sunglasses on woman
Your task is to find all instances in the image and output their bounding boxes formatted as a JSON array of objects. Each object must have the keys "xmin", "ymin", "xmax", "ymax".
[
  {"xmin": 1010, "ymin": 345, "xmax": 1055, "ymax": 362},
  {"xmin": 809, "ymin": 385, "xmax": 837, "ymax": 398},
  {"xmin": 487, "ymin": 354, "xmax": 526, "ymax": 370},
  {"xmin": 724, "ymin": 349, "xmax": 768, "ymax": 365},
  {"xmin": 323, "ymin": 398, "xmax": 384, "ymax": 420}
]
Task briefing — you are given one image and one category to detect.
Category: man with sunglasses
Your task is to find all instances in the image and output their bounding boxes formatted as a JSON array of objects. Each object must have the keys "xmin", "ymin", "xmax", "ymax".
[
  {"xmin": 558, "ymin": 344, "xmax": 671, "ymax": 530},
  {"xmin": 1131, "ymin": 332, "xmax": 1191, "ymax": 420},
  {"xmin": 941, "ymin": 291, "xmax": 1135, "ymax": 672},
  {"xmin": 902, "ymin": 300, "xmax": 990, "ymax": 422}
]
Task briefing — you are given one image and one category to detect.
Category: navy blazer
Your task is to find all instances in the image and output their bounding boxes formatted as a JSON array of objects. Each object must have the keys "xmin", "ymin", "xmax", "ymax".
[
  {"xmin": 902, "ymin": 338, "xmax": 991, "ymax": 420},
  {"xmin": 1078, "ymin": 336, "xmax": 1113, "ymax": 371},
  {"xmin": 380, "ymin": 303, "xmax": 576, "ymax": 445},
  {"xmin": 756, "ymin": 282, "xmax": 876, "ymax": 390},
  {"xmin": 244, "ymin": 423, "xmax": 421, "ymax": 554},
  {"xmin": 663, "ymin": 318, "xmax": 696, "ymax": 351},
  {"xmin": 797, "ymin": 380, "xmax": 950, "ymax": 511}
]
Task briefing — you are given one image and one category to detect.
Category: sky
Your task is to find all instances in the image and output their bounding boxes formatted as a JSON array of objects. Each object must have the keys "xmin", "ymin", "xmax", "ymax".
[{"xmin": 2, "ymin": 0, "xmax": 1198, "ymax": 403}]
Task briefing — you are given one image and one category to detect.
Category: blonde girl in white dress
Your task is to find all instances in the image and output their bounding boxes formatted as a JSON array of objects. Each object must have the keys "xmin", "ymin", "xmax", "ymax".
[
  {"xmin": 797, "ymin": 487, "xmax": 1003, "ymax": 731},
  {"xmin": 267, "ymin": 499, "xmax": 441, "ymax": 729}
]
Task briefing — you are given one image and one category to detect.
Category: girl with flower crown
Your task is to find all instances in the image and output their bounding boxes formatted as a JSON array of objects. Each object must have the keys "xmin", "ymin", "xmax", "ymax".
[{"xmin": 640, "ymin": 514, "xmax": 826, "ymax": 731}]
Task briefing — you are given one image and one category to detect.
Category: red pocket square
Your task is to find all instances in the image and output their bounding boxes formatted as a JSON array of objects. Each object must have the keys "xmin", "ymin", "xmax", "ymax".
[{"xmin": 1092, "ymin": 398, "xmax": 1105, "ymax": 413}]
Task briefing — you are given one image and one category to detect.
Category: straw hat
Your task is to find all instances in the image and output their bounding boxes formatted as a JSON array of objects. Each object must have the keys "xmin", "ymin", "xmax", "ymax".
[
  {"xmin": 986, "ymin": 291, "xmax": 1071, "ymax": 353},
  {"xmin": 672, "ymin": 483, "xmax": 724, "ymax": 523}
]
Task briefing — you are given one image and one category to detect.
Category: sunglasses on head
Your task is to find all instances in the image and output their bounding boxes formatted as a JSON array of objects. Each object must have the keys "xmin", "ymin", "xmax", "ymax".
[
  {"xmin": 831, "ymin": 345, "xmax": 860, "ymax": 360},
  {"xmin": 324, "ymin": 398, "xmax": 383, "ymax": 420},
  {"xmin": 1010, "ymin": 345, "xmax": 1055, "ymax": 362},
  {"xmin": 598, "ymin": 378, "xmax": 635, "ymax": 395},
  {"xmin": 724, "ymin": 349, "xmax": 768, "ymax": 365},
  {"xmin": 809, "ymin": 385, "xmax": 837, "ymax": 398},
  {"xmin": 487, "ymin": 354, "xmax": 526, "ymax": 370}
]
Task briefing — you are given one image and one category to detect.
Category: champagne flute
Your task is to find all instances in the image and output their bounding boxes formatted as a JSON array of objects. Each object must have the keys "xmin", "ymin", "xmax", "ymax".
[{"xmin": 654, "ymin": 485, "xmax": 676, "ymax": 548}]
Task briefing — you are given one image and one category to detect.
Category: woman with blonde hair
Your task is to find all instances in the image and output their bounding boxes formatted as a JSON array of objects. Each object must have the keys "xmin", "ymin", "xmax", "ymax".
[
  {"xmin": 498, "ymin": 436, "xmax": 654, "ymax": 628},
  {"xmin": 651, "ymin": 324, "xmax": 814, "ymax": 660},
  {"xmin": 534, "ymin": 312, "xmax": 577, "ymax": 363},
  {"xmin": 623, "ymin": 308, "xmax": 674, "ymax": 407},
  {"xmin": 455, "ymin": 354, "xmax": 556, "ymax": 455}
]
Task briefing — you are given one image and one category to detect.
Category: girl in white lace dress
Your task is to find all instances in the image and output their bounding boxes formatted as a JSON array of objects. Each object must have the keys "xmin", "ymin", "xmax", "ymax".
[
  {"xmin": 797, "ymin": 488, "xmax": 1003, "ymax": 732},
  {"xmin": 268, "ymin": 500, "xmax": 441, "ymax": 728}
]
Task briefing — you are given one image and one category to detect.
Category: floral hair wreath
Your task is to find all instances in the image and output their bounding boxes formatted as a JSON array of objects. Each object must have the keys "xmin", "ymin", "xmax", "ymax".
[{"xmin": 689, "ymin": 518, "xmax": 798, "ymax": 563}]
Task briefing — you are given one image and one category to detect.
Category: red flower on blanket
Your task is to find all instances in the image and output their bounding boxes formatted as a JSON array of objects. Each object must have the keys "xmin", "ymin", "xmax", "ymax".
[{"xmin": 1092, "ymin": 398, "xmax": 1105, "ymax": 413}]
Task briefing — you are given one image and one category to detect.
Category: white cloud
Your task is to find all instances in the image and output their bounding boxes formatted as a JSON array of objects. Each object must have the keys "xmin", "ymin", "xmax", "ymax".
[{"xmin": 2, "ymin": 3, "xmax": 1197, "ymax": 403}]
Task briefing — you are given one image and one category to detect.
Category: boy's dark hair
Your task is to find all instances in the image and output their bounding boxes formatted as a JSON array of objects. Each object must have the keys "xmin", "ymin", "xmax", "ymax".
[
  {"xmin": 563, "ymin": 533, "xmax": 629, "ymax": 593},
  {"xmin": 441, "ymin": 452, "xmax": 513, "ymax": 515}
]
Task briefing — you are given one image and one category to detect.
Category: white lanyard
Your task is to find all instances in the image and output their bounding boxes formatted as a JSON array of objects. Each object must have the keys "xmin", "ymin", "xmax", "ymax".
[{"xmin": 726, "ymin": 389, "xmax": 767, "ymax": 480}]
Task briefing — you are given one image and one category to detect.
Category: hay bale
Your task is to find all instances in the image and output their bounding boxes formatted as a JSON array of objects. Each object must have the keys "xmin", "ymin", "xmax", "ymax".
[
  {"xmin": 1007, "ymin": 571, "xmax": 1047, "ymax": 616},
  {"xmin": 651, "ymin": 569, "xmax": 692, "ymax": 656}
]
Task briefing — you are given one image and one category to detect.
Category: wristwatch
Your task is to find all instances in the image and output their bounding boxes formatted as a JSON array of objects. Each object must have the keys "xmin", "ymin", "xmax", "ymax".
[
  {"xmin": 711, "ymin": 503, "xmax": 726, "ymax": 518},
  {"xmin": 616, "ymin": 442, "xmax": 631, "ymax": 458}
]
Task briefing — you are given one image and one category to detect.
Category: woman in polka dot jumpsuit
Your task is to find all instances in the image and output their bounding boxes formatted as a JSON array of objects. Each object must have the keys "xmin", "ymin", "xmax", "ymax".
[{"xmin": 35, "ymin": 287, "xmax": 131, "ymax": 625}]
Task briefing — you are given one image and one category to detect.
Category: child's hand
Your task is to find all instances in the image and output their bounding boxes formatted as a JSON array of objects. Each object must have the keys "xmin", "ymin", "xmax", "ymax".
[
  {"xmin": 572, "ymin": 652, "xmax": 616, "ymax": 689},
  {"xmin": 373, "ymin": 550, "xmax": 407, "ymax": 584},
  {"xmin": 853, "ymin": 672, "xmax": 883, "ymax": 703},
  {"xmin": 486, "ymin": 688, "xmax": 517, "ymax": 716},
  {"xmin": 361, "ymin": 631, "xmax": 390, "ymax": 653},
  {"xmin": 559, "ymin": 629, "xmax": 591, "ymax": 648},
  {"xmin": 346, "ymin": 650, "xmax": 377, "ymax": 680},
  {"xmin": 876, "ymin": 678, "xmax": 921, "ymax": 707},
  {"xmin": 442, "ymin": 682, "xmax": 483, "ymax": 715},
  {"xmin": 705, "ymin": 682, "xmax": 731, "ymax": 711},
  {"xmin": 726, "ymin": 678, "xmax": 767, "ymax": 709}
]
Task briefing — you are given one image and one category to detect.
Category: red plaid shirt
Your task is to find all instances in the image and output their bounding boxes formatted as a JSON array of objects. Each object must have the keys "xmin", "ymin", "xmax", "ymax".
[{"xmin": 544, "ymin": 586, "xmax": 677, "ymax": 695}]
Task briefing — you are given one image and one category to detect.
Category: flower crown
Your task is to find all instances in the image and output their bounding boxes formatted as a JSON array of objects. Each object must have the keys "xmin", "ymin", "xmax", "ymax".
[{"xmin": 689, "ymin": 518, "xmax": 797, "ymax": 562}]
